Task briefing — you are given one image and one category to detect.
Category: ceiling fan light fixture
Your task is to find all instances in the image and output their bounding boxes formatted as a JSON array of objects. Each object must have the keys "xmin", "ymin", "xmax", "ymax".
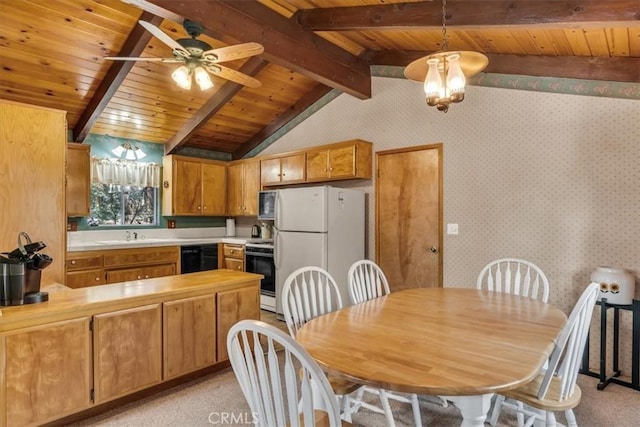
[
  {"xmin": 194, "ymin": 66, "xmax": 213, "ymax": 90},
  {"xmin": 172, "ymin": 65, "xmax": 192, "ymax": 90}
]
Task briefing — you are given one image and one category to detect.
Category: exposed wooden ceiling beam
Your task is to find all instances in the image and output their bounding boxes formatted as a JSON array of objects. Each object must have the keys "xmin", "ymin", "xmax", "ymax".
[
  {"xmin": 369, "ymin": 51, "xmax": 640, "ymax": 83},
  {"xmin": 73, "ymin": 12, "xmax": 162, "ymax": 142},
  {"xmin": 295, "ymin": 1, "xmax": 640, "ymax": 30},
  {"xmin": 232, "ymin": 84, "xmax": 333, "ymax": 160},
  {"xmin": 164, "ymin": 57, "xmax": 268, "ymax": 155},
  {"xmin": 139, "ymin": 0, "xmax": 372, "ymax": 99}
]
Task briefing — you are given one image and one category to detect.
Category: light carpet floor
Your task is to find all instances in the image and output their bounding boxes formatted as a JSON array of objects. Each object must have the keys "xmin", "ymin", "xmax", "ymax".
[{"xmin": 73, "ymin": 368, "xmax": 640, "ymax": 427}]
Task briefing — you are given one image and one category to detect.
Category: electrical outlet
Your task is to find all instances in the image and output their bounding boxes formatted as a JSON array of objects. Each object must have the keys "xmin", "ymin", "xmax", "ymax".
[
  {"xmin": 447, "ymin": 223, "xmax": 458, "ymax": 235},
  {"xmin": 168, "ymin": 219, "xmax": 176, "ymax": 229}
]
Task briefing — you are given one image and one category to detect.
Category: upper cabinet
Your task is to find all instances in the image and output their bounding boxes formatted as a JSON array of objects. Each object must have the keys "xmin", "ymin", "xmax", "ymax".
[
  {"xmin": 305, "ymin": 139, "xmax": 372, "ymax": 182},
  {"xmin": 260, "ymin": 153, "xmax": 306, "ymax": 186},
  {"xmin": 261, "ymin": 140, "xmax": 372, "ymax": 187},
  {"xmin": 66, "ymin": 143, "xmax": 91, "ymax": 217},
  {"xmin": 227, "ymin": 159, "xmax": 261, "ymax": 216},
  {"xmin": 162, "ymin": 155, "xmax": 226, "ymax": 216}
]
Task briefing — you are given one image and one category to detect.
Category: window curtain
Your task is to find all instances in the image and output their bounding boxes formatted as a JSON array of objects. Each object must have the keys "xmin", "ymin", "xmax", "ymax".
[{"xmin": 91, "ymin": 157, "xmax": 161, "ymax": 188}]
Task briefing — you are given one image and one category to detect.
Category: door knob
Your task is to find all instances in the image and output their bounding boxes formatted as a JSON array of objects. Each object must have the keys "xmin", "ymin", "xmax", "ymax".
[{"xmin": 429, "ymin": 246, "xmax": 439, "ymax": 253}]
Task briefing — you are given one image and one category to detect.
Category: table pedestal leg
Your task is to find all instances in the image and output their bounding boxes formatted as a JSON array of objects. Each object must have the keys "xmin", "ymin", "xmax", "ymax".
[{"xmin": 443, "ymin": 394, "xmax": 493, "ymax": 427}]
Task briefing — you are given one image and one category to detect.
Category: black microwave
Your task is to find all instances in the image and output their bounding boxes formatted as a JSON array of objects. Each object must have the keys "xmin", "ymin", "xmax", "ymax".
[{"xmin": 258, "ymin": 190, "xmax": 276, "ymax": 220}]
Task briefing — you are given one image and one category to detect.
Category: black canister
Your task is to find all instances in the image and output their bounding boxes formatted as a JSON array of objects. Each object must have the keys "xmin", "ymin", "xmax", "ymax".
[{"xmin": 0, "ymin": 257, "xmax": 26, "ymax": 306}]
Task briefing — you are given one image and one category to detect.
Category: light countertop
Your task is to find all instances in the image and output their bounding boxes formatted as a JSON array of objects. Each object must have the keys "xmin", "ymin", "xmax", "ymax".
[{"xmin": 67, "ymin": 237, "xmax": 273, "ymax": 252}]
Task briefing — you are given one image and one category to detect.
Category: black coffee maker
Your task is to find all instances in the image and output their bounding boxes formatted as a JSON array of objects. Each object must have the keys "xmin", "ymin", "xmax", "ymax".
[{"xmin": 0, "ymin": 232, "xmax": 52, "ymax": 306}]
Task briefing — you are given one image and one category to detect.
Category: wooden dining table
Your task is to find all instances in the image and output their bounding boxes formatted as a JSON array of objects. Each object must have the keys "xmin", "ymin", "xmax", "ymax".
[{"xmin": 296, "ymin": 287, "xmax": 567, "ymax": 427}]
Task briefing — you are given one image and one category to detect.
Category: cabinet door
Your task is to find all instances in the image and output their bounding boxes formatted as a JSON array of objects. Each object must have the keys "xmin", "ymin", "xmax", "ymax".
[
  {"xmin": 174, "ymin": 159, "xmax": 202, "ymax": 215},
  {"xmin": 105, "ymin": 267, "xmax": 143, "ymax": 284},
  {"xmin": 227, "ymin": 162, "xmax": 244, "ymax": 216},
  {"xmin": 4, "ymin": 317, "xmax": 91, "ymax": 426},
  {"xmin": 141, "ymin": 263, "xmax": 176, "ymax": 279},
  {"xmin": 305, "ymin": 149, "xmax": 330, "ymax": 181},
  {"xmin": 217, "ymin": 286, "xmax": 260, "ymax": 361},
  {"xmin": 93, "ymin": 304, "xmax": 162, "ymax": 403},
  {"xmin": 163, "ymin": 295, "xmax": 217, "ymax": 379},
  {"xmin": 280, "ymin": 153, "xmax": 306, "ymax": 183},
  {"xmin": 327, "ymin": 145, "xmax": 356, "ymax": 179},
  {"xmin": 242, "ymin": 160, "xmax": 261, "ymax": 215},
  {"xmin": 260, "ymin": 158, "xmax": 282, "ymax": 185},
  {"xmin": 66, "ymin": 268, "xmax": 105, "ymax": 288},
  {"xmin": 201, "ymin": 162, "xmax": 226, "ymax": 215},
  {"xmin": 66, "ymin": 143, "xmax": 91, "ymax": 216}
]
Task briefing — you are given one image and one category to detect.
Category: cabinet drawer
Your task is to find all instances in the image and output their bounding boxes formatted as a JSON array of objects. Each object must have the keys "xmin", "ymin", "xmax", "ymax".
[
  {"xmin": 223, "ymin": 244, "xmax": 244, "ymax": 259},
  {"xmin": 66, "ymin": 269, "xmax": 105, "ymax": 288},
  {"xmin": 103, "ymin": 246, "xmax": 179, "ymax": 268},
  {"xmin": 66, "ymin": 254, "xmax": 103, "ymax": 271},
  {"xmin": 225, "ymin": 258, "xmax": 244, "ymax": 271}
]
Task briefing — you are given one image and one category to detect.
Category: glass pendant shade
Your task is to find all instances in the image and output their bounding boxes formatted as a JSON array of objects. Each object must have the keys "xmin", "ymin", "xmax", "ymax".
[
  {"xmin": 446, "ymin": 54, "xmax": 466, "ymax": 102},
  {"xmin": 423, "ymin": 58, "xmax": 442, "ymax": 106},
  {"xmin": 172, "ymin": 65, "xmax": 192, "ymax": 90},
  {"xmin": 111, "ymin": 144, "xmax": 126, "ymax": 157},
  {"xmin": 112, "ymin": 143, "xmax": 146, "ymax": 160},
  {"xmin": 194, "ymin": 67, "xmax": 213, "ymax": 90}
]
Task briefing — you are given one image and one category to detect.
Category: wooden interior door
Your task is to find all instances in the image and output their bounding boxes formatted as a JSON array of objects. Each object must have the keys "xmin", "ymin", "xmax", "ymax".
[{"xmin": 376, "ymin": 145, "xmax": 442, "ymax": 290}]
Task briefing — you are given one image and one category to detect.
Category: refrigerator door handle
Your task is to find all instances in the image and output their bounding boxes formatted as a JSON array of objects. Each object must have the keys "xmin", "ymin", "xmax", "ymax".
[
  {"xmin": 274, "ymin": 229, "xmax": 280, "ymax": 269},
  {"xmin": 275, "ymin": 191, "xmax": 281, "ymax": 230}
]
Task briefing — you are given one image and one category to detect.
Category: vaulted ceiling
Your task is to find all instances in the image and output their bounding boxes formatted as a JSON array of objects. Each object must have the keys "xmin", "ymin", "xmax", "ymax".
[{"xmin": 1, "ymin": 0, "xmax": 638, "ymax": 159}]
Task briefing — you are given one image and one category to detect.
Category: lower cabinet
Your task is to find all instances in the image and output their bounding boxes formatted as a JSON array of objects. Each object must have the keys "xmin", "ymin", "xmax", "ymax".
[
  {"xmin": 105, "ymin": 263, "xmax": 176, "ymax": 283},
  {"xmin": 1, "ymin": 280, "xmax": 259, "ymax": 425},
  {"xmin": 217, "ymin": 286, "xmax": 261, "ymax": 362},
  {"xmin": 93, "ymin": 304, "xmax": 163, "ymax": 403},
  {"xmin": 4, "ymin": 318, "xmax": 92, "ymax": 426},
  {"xmin": 163, "ymin": 294, "xmax": 217, "ymax": 379}
]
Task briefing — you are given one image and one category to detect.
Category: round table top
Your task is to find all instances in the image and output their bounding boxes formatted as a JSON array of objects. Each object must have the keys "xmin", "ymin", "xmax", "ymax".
[{"xmin": 296, "ymin": 287, "xmax": 567, "ymax": 396}]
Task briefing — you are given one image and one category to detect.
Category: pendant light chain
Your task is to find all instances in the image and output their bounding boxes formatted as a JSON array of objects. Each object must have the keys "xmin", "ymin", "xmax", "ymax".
[{"xmin": 441, "ymin": 0, "xmax": 448, "ymax": 51}]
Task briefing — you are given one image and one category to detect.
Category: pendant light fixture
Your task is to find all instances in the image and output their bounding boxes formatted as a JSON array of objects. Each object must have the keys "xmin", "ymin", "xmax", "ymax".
[
  {"xmin": 404, "ymin": 0, "xmax": 488, "ymax": 112},
  {"xmin": 111, "ymin": 142, "xmax": 146, "ymax": 160}
]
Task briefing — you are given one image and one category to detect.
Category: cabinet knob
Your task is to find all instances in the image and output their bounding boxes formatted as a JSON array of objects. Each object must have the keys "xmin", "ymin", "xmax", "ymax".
[
  {"xmin": 282, "ymin": 173, "xmax": 286, "ymax": 176},
  {"xmin": 197, "ymin": 206, "xmax": 201, "ymax": 210},
  {"xmin": 71, "ymin": 260, "xmax": 76, "ymax": 264},
  {"xmin": 145, "ymin": 275, "xmax": 149, "ymax": 278},
  {"xmin": 329, "ymin": 167, "xmax": 333, "ymax": 171},
  {"xmin": 95, "ymin": 277, "xmax": 100, "ymax": 281},
  {"xmin": 203, "ymin": 206, "xmax": 207, "ymax": 210},
  {"xmin": 323, "ymin": 168, "xmax": 327, "ymax": 172},
  {"xmin": 137, "ymin": 275, "xmax": 142, "ymax": 279}
]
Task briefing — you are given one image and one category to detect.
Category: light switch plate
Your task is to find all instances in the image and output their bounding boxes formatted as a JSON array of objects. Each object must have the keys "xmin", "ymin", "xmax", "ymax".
[{"xmin": 447, "ymin": 223, "xmax": 459, "ymax": 235}]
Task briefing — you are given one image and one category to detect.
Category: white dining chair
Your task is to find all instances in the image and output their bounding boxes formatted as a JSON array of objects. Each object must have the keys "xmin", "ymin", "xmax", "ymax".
[
  {"xmin": 281, "ymin": 266, "xmax": 362, "ymax": 422},
  {"xmin": 227, "ymin": 319, "xmax": 349, "ymax": 427},
  {"xmin": 347, "ymin": 260, "xmax": 423, "ymax": 426},
  {"xmin": 477, "ymin": 258, "xmax": 550, "ymax": 303},
  {"xmin": 489, "ymin": 282, "xmax": 600, "ymax": 427}
]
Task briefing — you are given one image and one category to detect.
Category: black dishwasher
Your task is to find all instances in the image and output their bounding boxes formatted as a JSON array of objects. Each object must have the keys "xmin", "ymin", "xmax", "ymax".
[{"xmin": 180, "ymin": 244, "xmax": 218, "ymax": 274}]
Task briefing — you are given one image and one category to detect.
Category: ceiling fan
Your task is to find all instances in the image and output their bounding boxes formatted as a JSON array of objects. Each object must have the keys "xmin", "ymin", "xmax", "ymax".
[{"xmin": 105, "ymin": 20, "xmax": 264, "ymax": 89}]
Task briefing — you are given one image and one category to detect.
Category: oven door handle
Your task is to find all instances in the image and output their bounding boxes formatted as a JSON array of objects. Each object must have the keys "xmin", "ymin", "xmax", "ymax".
[{"xmin": 246, "ymin": 252, "xmax": 273, "ymax": 257}]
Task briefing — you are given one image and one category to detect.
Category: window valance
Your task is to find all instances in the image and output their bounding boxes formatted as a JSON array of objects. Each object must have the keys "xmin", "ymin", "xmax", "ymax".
[{"xmin": 91, "ymin": 157, "xmax": 161, "ymax": 188}]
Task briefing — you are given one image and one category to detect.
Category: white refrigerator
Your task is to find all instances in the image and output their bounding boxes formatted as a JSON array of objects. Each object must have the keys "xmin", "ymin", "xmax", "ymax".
[{"xmin": 274, "ymin": 186, "xmax": 365, "ymax": 315}]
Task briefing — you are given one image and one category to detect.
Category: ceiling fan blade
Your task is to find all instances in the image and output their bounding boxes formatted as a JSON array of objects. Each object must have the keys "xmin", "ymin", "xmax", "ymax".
[
  {"xmin": 138, "ymin": 20, "xmax": 189, "ymax": 57},
  {"xmin": 104, "ymin": 56, "xmax": 180, "ymax": 62},
  {"xmin": 205, "ymin": 64, "xmax": 262, "ymax": 88},
  {"xmin": 202, "ymin": 43, "xmax": 264, "ymax": 63}
]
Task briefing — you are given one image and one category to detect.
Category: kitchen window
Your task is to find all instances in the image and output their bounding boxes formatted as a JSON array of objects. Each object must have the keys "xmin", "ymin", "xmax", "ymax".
[{"xmin": 89, "ymin": 157, "xmax": 161, "ymax": 227}]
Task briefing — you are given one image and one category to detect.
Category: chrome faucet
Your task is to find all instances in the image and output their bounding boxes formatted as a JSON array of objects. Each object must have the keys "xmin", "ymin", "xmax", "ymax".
[{"xmin": 125, "ymin": 231, "xmax": 131, "ymax": 241}]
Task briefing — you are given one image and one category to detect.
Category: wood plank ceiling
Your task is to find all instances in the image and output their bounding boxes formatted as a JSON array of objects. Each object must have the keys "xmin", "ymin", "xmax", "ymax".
[{"xmin": 1, "ymin": 0, "xmax": 638, "ymax": 159}]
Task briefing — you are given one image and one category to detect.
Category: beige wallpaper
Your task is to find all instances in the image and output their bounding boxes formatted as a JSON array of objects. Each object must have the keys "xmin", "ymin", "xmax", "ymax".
[{"xmin": 261, "ymin": 77, "xmax": 640, "ymax": 374}]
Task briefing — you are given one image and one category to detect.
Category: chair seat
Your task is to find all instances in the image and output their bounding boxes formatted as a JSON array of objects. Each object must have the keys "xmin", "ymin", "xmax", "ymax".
[
  {"xmin": 501, "ymin": 374, "xmax": 582, "ymax": 412},
  {"xmin": 292, "ymin": 410, "xmax": 353, "ymax": 426}
]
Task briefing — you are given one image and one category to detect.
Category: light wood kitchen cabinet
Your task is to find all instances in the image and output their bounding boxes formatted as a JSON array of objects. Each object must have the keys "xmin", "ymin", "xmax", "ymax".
[
  {"xmin": 66, "ymin": 253, "xmax": 105, "ymax": 288},
  {"xmin": 66, "ymin": 143, "xmax": 91, "ymax": 217},
  {"xmin": 222, "ymin": 243, "xmax": 245, "ymax": 271},
  {"xmin": 1, "ymin": 100, "xmax": 66, "ymax": 286},
  {"xmin": 260, "ymin": 153, "xmax": 306, "ymax": 186},
  {"xmin": 163, "ymin": 294, "xmax": 217, "ymax": 379},
  {"xmin": 227, "ymin": 158, "xmax": 261, "ymax": 216},
  {"xmin": 305, "ymin": 139, "xmax": 373, "ymax": 182},
  {"xmin": 66, "ymin": 246, "xmax": 179, "ymax": 287},
  {"xmin": 93, "ymin": 304, "xmax": 162, "ymax": 404},
  {"xmin": 3, "ymin": 317, "xmax": 92, "ymax": 426},
  {"xmin": 216, "ymin": 285, "xmax": 261, "ymax": 362},
  {"xmin": 162, "ymin": 155, "xmax": 227, "ymax": 216}
]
